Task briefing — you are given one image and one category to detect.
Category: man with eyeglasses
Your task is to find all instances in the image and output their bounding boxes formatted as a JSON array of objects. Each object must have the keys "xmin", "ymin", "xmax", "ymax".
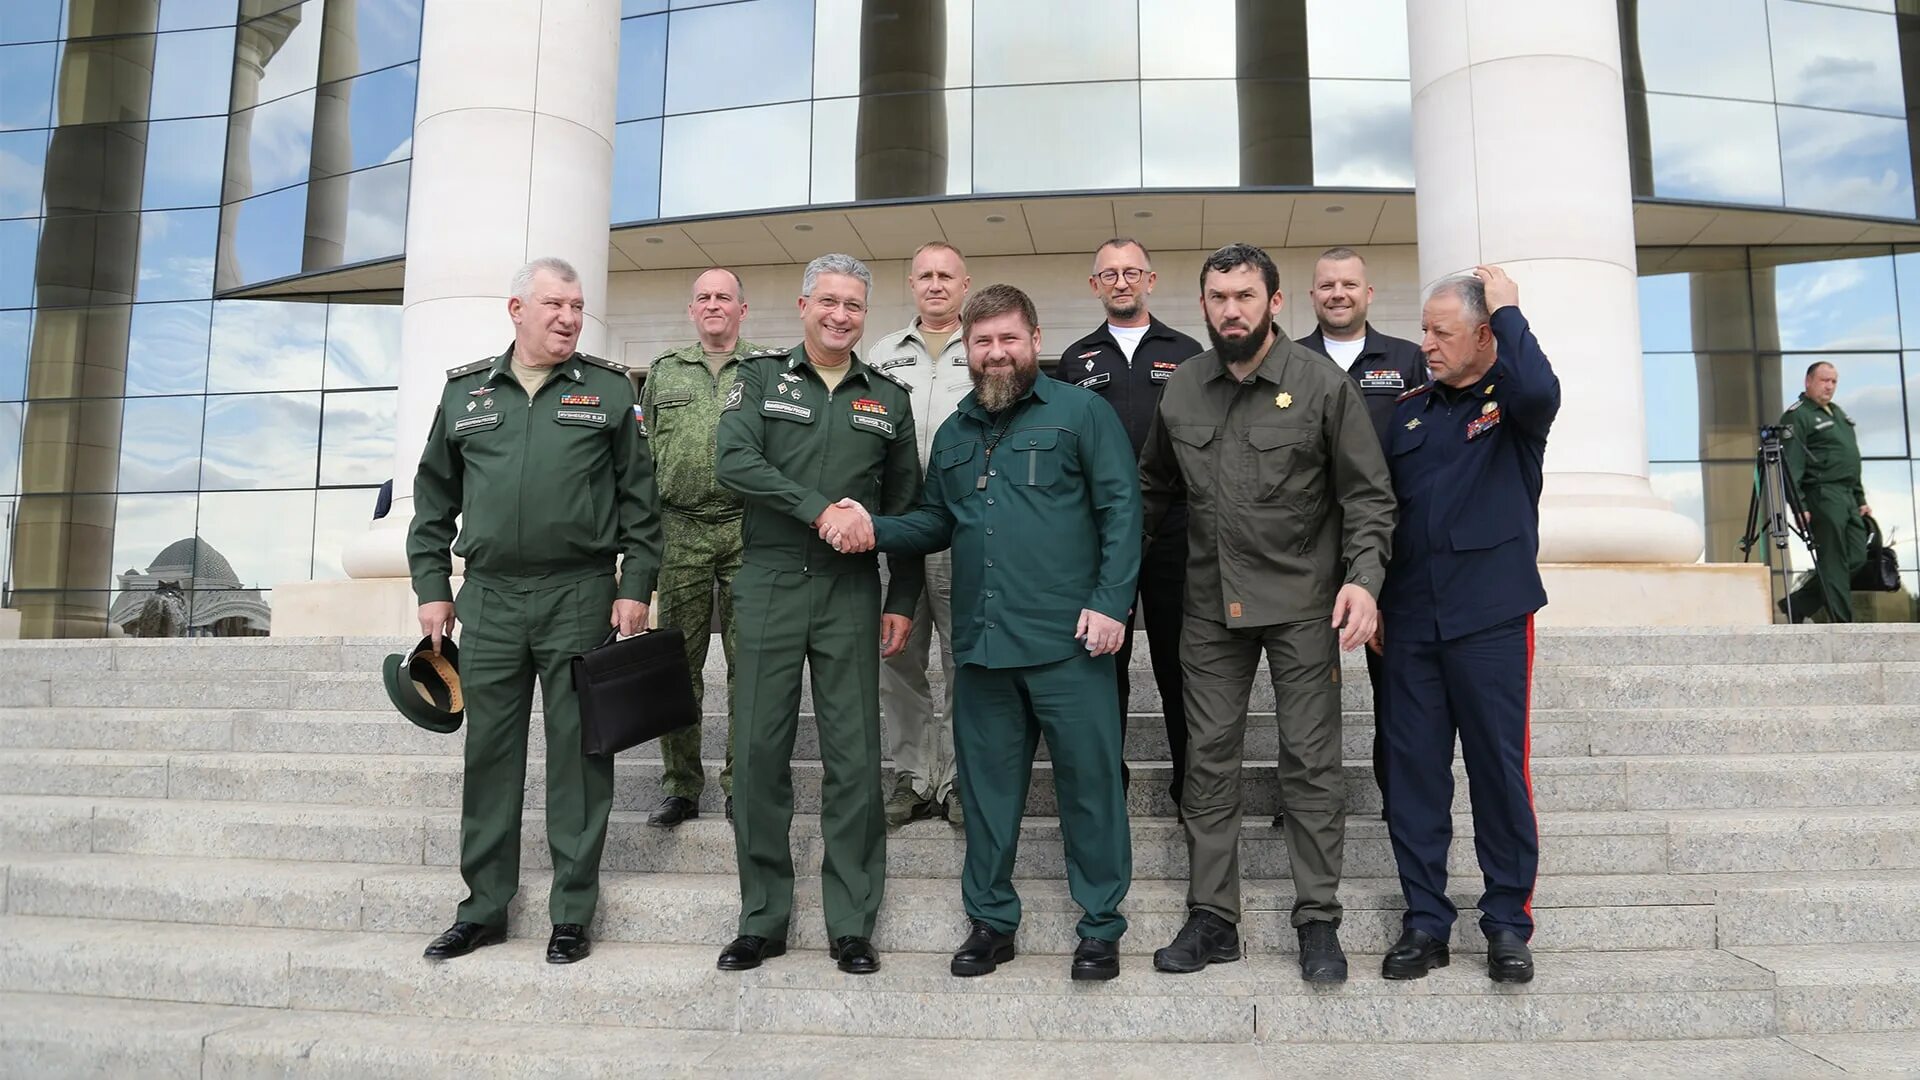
[{"xmin": 1060, "ymin": 238, "xmax": 1204, "ymax": 813}]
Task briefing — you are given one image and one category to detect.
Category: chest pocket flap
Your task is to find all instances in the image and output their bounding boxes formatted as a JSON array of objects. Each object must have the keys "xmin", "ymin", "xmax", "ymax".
[
  {"xmin": 1009, "ymin": 429, "xmax": 1058, "ymax": 453},
  {"xmin": 1169, "ymin": 424, "xmax": 1216, "ymax": 449},
  {"xmin": 1247, "ymin": 425, "xmax": 1312, "ymax": 451},
  {"xmin": 653, "ymin": 390, "xmax": 694, "ymax": 408},
  {"xmin": 936, "ymin": 442, "xmax": 978, "ymax": 470},
  {"xmin": 1391, "ymin": 423, "xmax": 1428, "ymax": 456}
]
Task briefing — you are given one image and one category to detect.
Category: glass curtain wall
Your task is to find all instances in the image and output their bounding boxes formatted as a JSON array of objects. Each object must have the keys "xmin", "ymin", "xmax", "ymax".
[
  {"xmin": 611, "ymin": 0, "xmax": 1417, "ymax": 224},
  {"xmin": 1641, "ymin": 245, "xmax": 1920, "ymax": 622},
  {"xmin": 1, "ymin": 0, "xmax": 412, "ymax": 638}
]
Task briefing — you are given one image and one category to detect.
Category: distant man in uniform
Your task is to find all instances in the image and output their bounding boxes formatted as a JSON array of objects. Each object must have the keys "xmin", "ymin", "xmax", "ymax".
[
  {"xmin": 1141, "ymin": 243, "xmax": 1394, "ymax": 984},
  {"xmin": 410, "ymin": 256, "xmax": 664, "ymax": 966},
  {"xmin": 866, "ymin": 241, "xmax": 973, "ymax": 828},
  {"xmin": 643, "ymin": 267, "xmax": 767, "ymax": 829},
  {"xmin": 1298, "ymin": 246, "xmax": 1425, "ymax": 820},
  {"xmin": 1377, "ymin": 266, "xmax": 1557, "ymax": 986},
  {"xmin": 1778, "ymin": 361, "xmax": 1871, "ymax": 623},
  {"xmin": 837, "ymin": 284, "xmax": 1140, "ymax": 981},
  {"xmin": 1061, "ymin": 238, "xmax": 1204, "ymax": 809},
  {"xmin": 712, "ymin": 253, "xmax": 923, "ymax": 976}
]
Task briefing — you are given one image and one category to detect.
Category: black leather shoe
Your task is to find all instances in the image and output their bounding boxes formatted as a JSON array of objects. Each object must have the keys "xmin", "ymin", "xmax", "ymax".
[
  {"xmin": 830, "ymin": 935, "xmax": 880, "ymax": 974},
  {"xmin": 546, "ymin": 923, "xmax": 590, "ymax": 964},
  {"xmin": 1072, "ymin": 937, "xmax": 1120, "ymax": 981},
  {"xmin": 1153, "ymin": 909, "xmax": 1241, "ymax": 973},
  {"xmin": 1296, "ymin": 921, "xmax": 1348, "ymax": 983},
  {"xmin": 422, "ymin": 921, "xmax": 505, "ymax": 960},
  {"xmin": 1271, "ymin": 809, "xmax": 1285, "ymax": 828},
  {"xmin": 647, "ymin": 795, "xmax": 699, "ymax": 828},
  {"xmin": 716, "ymin": 934, "xmax": 785, "ymax": 971},
  {"xmin": 1381, "ymin": 927, "xmax": 1450, "ymax": 980},
  {"xmin": 724, "ymin": 796, "xmax": 733, "ymax": 823},
  {"xmin": 950, "ymin": 920, "xmax": 1016, "ymax": 977},
  {"xmin": 1486, "ymin": 929, "xmax": 1535, "ymax": 984}
]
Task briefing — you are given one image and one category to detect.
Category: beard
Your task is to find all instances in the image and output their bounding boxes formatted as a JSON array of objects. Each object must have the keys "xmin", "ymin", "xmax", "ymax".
[
  {"xmin": 1207, "ymin": 311, "xmax": 1275, "ymax": 367},
  {"xmin": 1102, "ymin": 294, "xmax": 1141, "ymax": 321},
  {"xmin": 973, "ymin": 361, "xmax": 1038, "ymax": 413}
]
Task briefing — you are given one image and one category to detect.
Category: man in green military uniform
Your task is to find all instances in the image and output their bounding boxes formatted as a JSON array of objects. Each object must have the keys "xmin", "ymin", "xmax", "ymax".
[
  {"xmin": 712, "ymin": 253, "xmax": 923, "ymax": 976},
  {"xmin": 1140, "ymin": 244, "xmax": 1394, "ymax": 984},
  {"xmin": 642, "ymin": 267, "xmax": 769, "ymax": 828},
  {"xmin": 409, "ymin": 256, "xmax": 664, "ymax": 965},
  {"xmin": 835, "ymin": 283, "xmax": 1140, "ymax": 981},
  {"xmin": 1780, "ymin": 361, "xmax": 1872, "ymax": 623}
]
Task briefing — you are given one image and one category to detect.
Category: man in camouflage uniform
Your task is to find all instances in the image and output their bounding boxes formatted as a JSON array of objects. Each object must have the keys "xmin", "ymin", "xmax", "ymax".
[{"xmin": 644, "ymin": 267, "xmax": 768, "ymax": 827}]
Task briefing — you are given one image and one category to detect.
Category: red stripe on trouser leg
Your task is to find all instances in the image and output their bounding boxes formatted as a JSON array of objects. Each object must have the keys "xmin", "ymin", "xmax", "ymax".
[{"xmin": 1520, "ymin": 613, "xmax": 1538, "ymax": 922}]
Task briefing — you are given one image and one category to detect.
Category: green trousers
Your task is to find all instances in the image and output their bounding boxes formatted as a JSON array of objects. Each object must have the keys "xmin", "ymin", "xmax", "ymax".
[
  {"xmin": 953, "ymin": 654, "xmax": 1132, "ymax": 941},
  {"xmin": 1181, "ymin": 613, "xmax": 1345, "ymax": 926},
  {"xmin": 1806, "ymin": 484, "xmax": 1869, "ymax": 623},
  {"xmin": 730, "ymin": 563, "xmax": 887, "ymax": 940},
  {"xmin": 452, "ymin": 575, "xmax": 617, "ymax": 927},
  {"xmin": 656, "ymin": 511, "xmax": 742, "ymax": 800}
]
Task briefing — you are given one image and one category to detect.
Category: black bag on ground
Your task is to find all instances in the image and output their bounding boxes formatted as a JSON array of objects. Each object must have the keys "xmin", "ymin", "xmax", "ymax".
[
  {"xmin": 571, "ymin": 628, "xmax": 699, "ymax": 756},
  {"xmin": 1852, "ymin": 515, "xmax": 1901, "ymax": 592}
]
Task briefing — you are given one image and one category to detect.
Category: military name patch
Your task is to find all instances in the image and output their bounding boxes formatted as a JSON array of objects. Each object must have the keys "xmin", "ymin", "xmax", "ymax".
[
  {"xmin": 764, "ymin": 399, "xmax": 813, "ymax": 420},
  {"xmin": 1149, "ymin": 368, "xmax": 1172, "ymax": 382},
  {"xmin": 1077, "ymin": 373, "xmax": 1111, "ymax": 389},
  {"xmin": 851, "ymin": 414, "xmax": 895, "ymax": 436},
  {"xmin": 878, "ymin": 357, "xmax": 917, "ymax": 371},
  {"xmin": 560, "ymin": 393, "xmax": 600, "ymax": 406},
  {"xmin": 454, "ymin": 414, "xmax": 500, "ymax": 432},
  {"xmin": 1465, "ymin": 405, "xmax": 1501, "ymax": 440},
  {"xmin": 1359, "ymin": 370, "xmax": 1405, "ymax": 389},
  {"xmin": 851, "ymin": 398, "xmax": 889, "ymax": 415},
  {"xmin": 555, "ymin": 409, "xmax": 607, "ymax": 424},
  {"xmin": 723, "ymin": 383, "xmax": 743, "ymax": 411}
]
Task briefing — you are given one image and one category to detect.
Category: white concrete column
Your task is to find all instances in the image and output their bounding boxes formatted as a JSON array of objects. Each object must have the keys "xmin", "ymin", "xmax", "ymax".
[
  {"xmin": 343, "ymin": 0, "xmax": 620, "ymax": 579},
  {"xmin": 1405, "ymin": 0, "xmax": 1701, "ymax": 562}
]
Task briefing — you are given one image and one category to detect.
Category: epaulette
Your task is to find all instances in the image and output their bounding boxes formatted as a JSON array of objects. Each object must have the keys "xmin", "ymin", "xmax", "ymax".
[
  {"xmin": 1396, "ymin": 383, "xmax": 1433, "ymax": 403},
  {"xmin": 655, "ymin": 345, "xmax": 683, "ymax": 362},
  {"xmin": 1784, "ymin": 399, "xmax": 1801, "ymax": 411},
  {"xmin": 743, "ymin": 347, "xmax": 790, "ymax": 362},
  {"xmin": 577, "ymin": 353, "xmax": 629, "ymax": 375},
  {"xmin": 868, "ymin": 364, "xmax": 910, "ymax": 392},
  {"xmin": 445, "ymin": 358, "xmax": 492, "ymax": 380}
]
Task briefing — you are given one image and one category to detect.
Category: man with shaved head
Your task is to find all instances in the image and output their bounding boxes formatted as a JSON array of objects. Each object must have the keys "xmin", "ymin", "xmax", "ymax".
[{"xmin": 643, "ymin": 267, "xmax": 773, "ymax": 829}]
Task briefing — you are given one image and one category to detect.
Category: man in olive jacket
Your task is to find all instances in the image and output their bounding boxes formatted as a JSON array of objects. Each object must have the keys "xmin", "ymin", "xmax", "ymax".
[
  {"xmin": 1139, "ymin": 243, "xmax": 1395, "ymax": 985},
  {"xmin": 408, "ymin": 256, "xmax": 664, "ymax": 967},
  {"xmin": 1779, "ymin": 361, "xmax": 1873, "ymax": 622}
]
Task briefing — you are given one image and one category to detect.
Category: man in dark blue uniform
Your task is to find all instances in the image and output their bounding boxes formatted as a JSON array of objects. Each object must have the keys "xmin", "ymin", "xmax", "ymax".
[
  {"xmin": 1297, "ymin": 246, "xmax": 1425, "ymax": 821},
  {"xmin": 1376, "ymin": 265, "xmax": 1558, "ymax": 985},
  {"xmin": 1059, "ymin": 238, "xmax": 1203, "ymax": 807}
]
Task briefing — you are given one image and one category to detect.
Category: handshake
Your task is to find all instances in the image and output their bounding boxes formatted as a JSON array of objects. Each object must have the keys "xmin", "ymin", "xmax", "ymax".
[{"xmin": 816, "ymin": 497, "xmax": 876, "ymax": 553}]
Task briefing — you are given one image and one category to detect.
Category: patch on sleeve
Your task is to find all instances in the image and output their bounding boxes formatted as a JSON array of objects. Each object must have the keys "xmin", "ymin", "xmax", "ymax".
[
  {"xmin": 633, "ymin": 403, "xmax": 647, "ymax": 434},
  {"xmin": 722, "ymin": 382, "xmax": 743, "ymax": 412}
]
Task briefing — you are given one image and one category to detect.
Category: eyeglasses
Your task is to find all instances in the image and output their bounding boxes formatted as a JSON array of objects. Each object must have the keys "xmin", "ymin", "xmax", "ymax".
[
  {"xmin": 1095, "ymin": 268, "xmax": 1147, "ymax": 285},
  {"xmin": 810, "ymin": 296, "xmax": 867, "ymax": 315}
]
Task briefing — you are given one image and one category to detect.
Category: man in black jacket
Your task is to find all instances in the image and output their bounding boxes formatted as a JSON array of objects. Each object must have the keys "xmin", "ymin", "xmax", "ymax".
[
  {"xmin": 1059, "ymin": 238, "xmax": 1203, "ymax": 810},
  {"xmin": 1297, "ymin": 246, "xmax": 1424, "ymax": 821}
]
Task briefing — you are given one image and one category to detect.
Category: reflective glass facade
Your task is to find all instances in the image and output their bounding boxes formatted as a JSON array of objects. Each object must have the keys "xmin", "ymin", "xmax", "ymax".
[
  {"xmin": 1641, "ymin": 245, "xmax": 1920, "ymax": 621},
  {"xmin": 1, "ymin": 0, "xmax": 412, "ymax": 638},
  {"xmin": 610, "ymin": 0, "xmax": 1417, "ymax": 223},
  {"xmin": 1624, "ymin": 0, "xmax": 1920, "ymax": 219}
]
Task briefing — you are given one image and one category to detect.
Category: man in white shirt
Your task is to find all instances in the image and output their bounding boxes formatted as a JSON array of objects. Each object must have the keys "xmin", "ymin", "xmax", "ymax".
[{"xmin": 863, "ymin": 242, "xmax": 973, "ymax": 827}]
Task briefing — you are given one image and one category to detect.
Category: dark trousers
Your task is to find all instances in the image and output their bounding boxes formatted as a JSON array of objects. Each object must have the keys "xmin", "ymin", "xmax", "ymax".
[
  {"xmin": 1382, "ymin": 614, "xmax": 1539, "ymax": 942},
  {"xmin": 1365, "ymin": 645, "xmax": 1389, "ymax": 815},
  {"xmin": 1116, "ymin": 514, "xmax": 1187, "ymax": 804},
  {"xmin": 952, "ymin": 654, "xmax": 1132, "ymax": 941}
]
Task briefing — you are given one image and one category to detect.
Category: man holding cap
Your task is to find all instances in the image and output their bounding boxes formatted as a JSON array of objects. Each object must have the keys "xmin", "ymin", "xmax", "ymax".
[{"xmin": 407, "ymin": 256, "xmax": 664, "ymax": 966}]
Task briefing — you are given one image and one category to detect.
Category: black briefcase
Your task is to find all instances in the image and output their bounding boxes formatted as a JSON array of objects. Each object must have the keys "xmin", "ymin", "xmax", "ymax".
[
  {"xmin": 1852, "ymin": 515, "xmax": 1901, "ymax": 592},
  {"xmin": 571, "ymin": 628, "xmax": 699, "ymax": 757}
]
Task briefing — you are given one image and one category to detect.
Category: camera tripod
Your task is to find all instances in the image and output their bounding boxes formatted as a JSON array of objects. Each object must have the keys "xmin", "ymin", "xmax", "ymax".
[{"xmin": 1738, "ymin": 425, "xmax": 1816, "ymax": 622}]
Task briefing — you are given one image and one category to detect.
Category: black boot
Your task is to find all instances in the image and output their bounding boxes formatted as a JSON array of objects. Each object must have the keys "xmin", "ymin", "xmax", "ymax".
[
  {"xmin": 1380, "ymin": 927, "xmax": 1449, "ymax": 980},
  {"xmin": 950, "ymin": 920, "xmax": 1017, "ymax": 977},
  {"xmin": 647, "ymin": 795, "xmax": 699, "ymax": 828},
  {"xmin": 1152, "ymin": 909, "xmax": 1241, "ymax": 973},
  {"xmin": 1486, "ymin": 929, "xmax": 1534, "ymax": 983},
  {"xmin": 1297, "ymin": 921, "xmax": 1348, "ymax": 984},
  {"xmin": 1072, "ymin": 937, "xmax": 1120, "ymax": 981}
]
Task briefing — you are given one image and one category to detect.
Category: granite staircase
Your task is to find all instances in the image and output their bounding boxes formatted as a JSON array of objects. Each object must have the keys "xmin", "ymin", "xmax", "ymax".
[{"xmin": 1, "ymin": 627, "xmax": 1917, "ymax": 1077}]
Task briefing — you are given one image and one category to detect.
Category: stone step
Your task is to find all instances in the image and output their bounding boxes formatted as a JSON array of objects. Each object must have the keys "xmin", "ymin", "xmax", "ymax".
[
  {"xmin": 18, "ymin": 851, "xmax": 1920, "ymax": 955},
  {"xmin": 7, "ymin": 704, "xmax": 1915, "ymax": 761},
  {"xmin": 0, "ymin": 915, "xmax": 1784, "ymax": 1044},
  {"xmin": 25, "ymin": 851, "xmax": 1845, "ymax": 955},
  {"xmin": 0, "ymin": 992, "xmax": 1876, "ymax": 1078},
  {"xmin": 17, "ymin": 793, "xmax": 1920, "ymax": 881},
  {"xmin": 1727, "ymin": 942, "xmax": 1920, "ymax": 1035},
  {"xmin": 0, "ymin": 794, "xmax": 1682, "ymax": 880},
  {"xmin": 2, "ymin": 747, "xmax": 1913, "ymax": 816},
  {"xmin": 1, "ymin": 625, "xmax": 1914, "ymax": 676},
  {"xmin": 5, "ymin": 659, "xmax": 1915, "ymax": 714}
]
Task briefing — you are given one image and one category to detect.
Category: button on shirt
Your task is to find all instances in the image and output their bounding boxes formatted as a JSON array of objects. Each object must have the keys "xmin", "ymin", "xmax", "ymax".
[{"xmin": 871, "ymin": 372, "xmax": 1141, "ymax": 669}]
